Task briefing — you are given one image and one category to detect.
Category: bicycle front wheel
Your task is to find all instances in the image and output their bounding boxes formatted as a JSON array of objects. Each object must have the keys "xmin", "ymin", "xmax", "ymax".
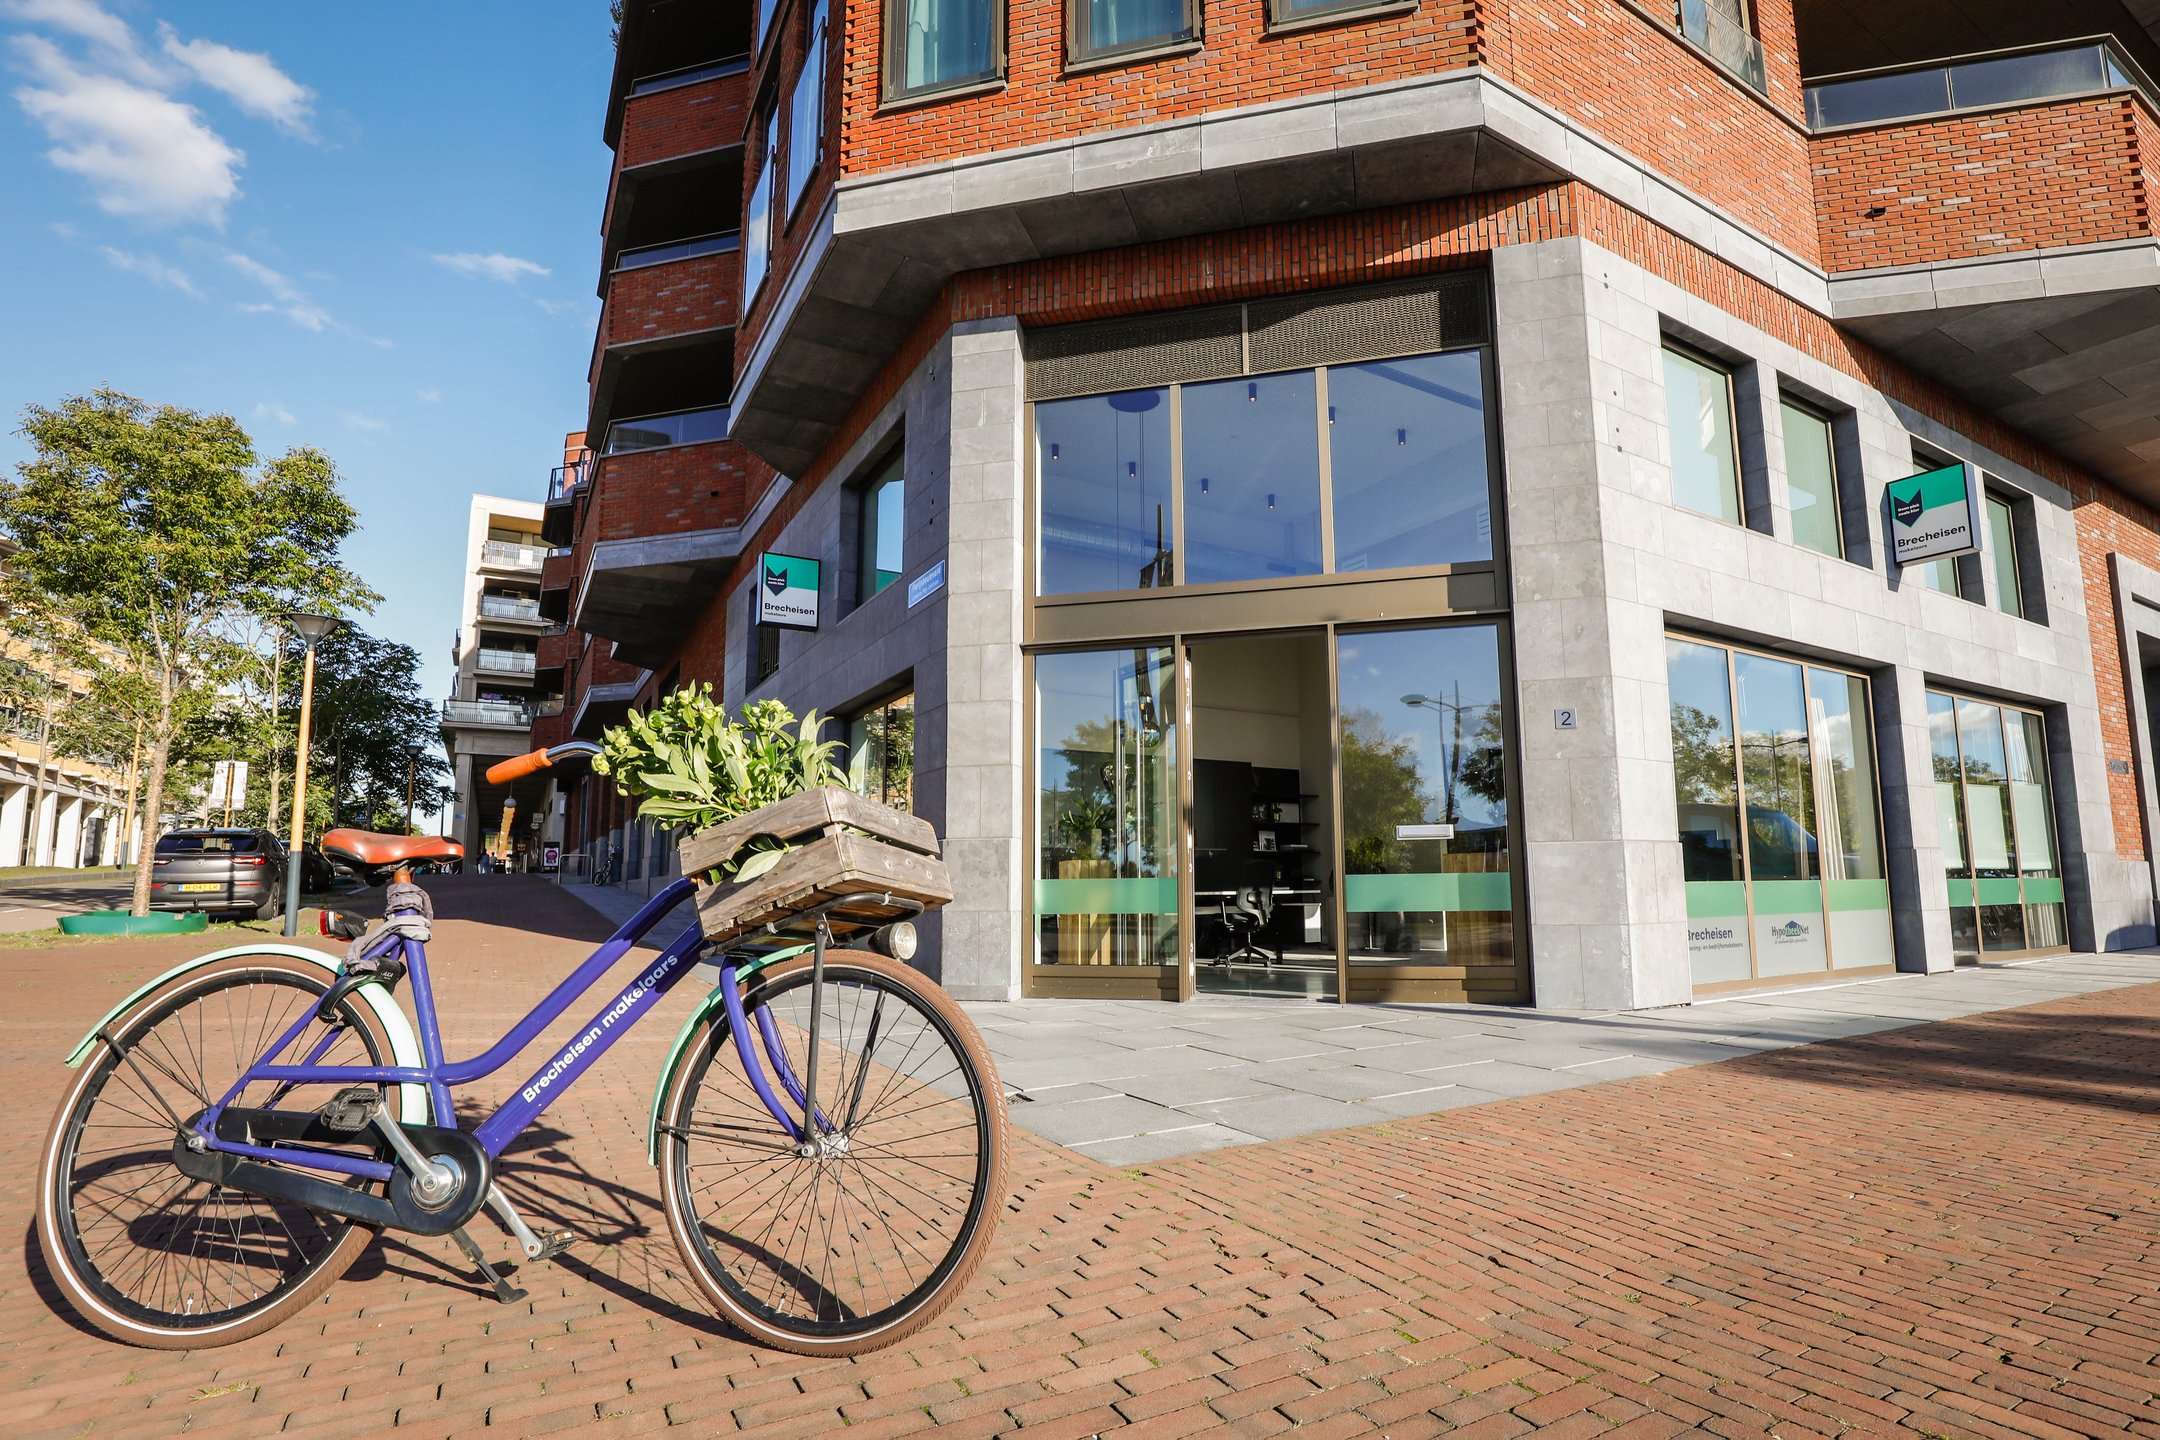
[
  {"xmin": 658, "ymin": 948, "xmax": 1008, "ymax": 1355},
  {"xmin": 36, "ymin": 955, "xmax": 395, "ymax": 1348}
]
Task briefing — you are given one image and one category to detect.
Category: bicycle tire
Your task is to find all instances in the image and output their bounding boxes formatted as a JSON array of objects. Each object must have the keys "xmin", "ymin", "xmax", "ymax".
[
  {"xmin": 658, "ymin": 949, "xmax": 1009, "ymax": 1356},
  {"xmin": 36, "ymin": 954, "xmax": 396, "ymax": 1349}
]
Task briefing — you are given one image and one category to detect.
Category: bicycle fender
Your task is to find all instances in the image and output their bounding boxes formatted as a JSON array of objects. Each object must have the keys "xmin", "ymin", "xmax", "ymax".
[
  {"xmin": 62, "ymin": 941, "xmax": 430, "ymax": 1125},
  {"xmin": 645, "ymin": 944, "xmax": 810, "ymax": 1165}
]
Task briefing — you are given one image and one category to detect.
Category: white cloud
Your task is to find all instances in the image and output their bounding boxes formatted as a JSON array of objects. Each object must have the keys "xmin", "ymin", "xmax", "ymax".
[
  {"xmin": 225, "ymin": 250, "xmax": 332, "ymax": 331},
  {"xmin": 97, "ymin": 243, "xmax": 199, "ymax": 295},
  {"xmin": 1, "ymin": 0, "xmax": 159, "ymax": 82},
  {"xmin": 416, "ymin": 388, "xmax": 441, "ymax": 404},
  {"xmin": 340, "ymin": 411, "xmax": 386, "ymax": 432},
  {"xmin": 157, "ymin": 24, "xmax": 313, "ymax": 140},
  {"xmin": 251, "ymin": 401, "xmax": 295, "ymax": 425},
  {"xmin": 11, "ymin": 33, "xmax": 242, "ymax": 227},
  {"xmin": 432, "ymin": 251, "xmax": 549, "ymax": 284}
]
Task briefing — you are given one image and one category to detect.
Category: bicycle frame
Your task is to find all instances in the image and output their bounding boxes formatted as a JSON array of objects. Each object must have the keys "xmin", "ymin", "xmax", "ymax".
[{"xmin": 187, "ymin": 878, "xmax": 819, "ymax": 1190}]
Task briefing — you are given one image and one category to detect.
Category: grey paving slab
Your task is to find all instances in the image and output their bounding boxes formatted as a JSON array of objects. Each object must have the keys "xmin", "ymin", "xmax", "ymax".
[
  {"xmin": 1401, "ymin": 1060, "xmax": 1608, "ymax": 1098},
  {"xmin": 1073, "ymin": 1123, "xmax": 1266, "ymax": 1166},
  {"xmin": 1249, "ymin": 1060, "xmax": 1456, "ymax": 1104},
  {"xmin": 1176, "ymin": 1031, "xmax": 1359, "ymax": 1063},
  {"xmin": 1010, "ymin": 1095, "xmax": 1195, "ymax": 1146},
  {"xmin": 1116, "ymin": 1068, "xmax": 1292, "ymax": 1108},
  {"xmin": 1184, "ymin": 1092, "xmax": 1386, "ymax": 1141}
]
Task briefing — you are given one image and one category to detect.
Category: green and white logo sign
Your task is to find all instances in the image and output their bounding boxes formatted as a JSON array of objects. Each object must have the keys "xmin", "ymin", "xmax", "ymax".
[
  {"xmin": 756, "ymin": 552, "xmax": 819, "ymax": 630},
  {"xmin": 1886, "ymin": 462, "xmax": 1979, "ymax": 567}
]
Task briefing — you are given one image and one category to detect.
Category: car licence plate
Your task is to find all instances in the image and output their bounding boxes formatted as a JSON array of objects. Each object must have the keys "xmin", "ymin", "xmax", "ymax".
[{"xmin": 178, "ymin": 883, "xmax": 222, "ymax": 893}]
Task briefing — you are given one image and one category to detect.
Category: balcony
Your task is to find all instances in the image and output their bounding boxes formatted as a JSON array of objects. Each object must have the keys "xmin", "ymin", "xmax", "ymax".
[
  {"xmin": 575, "ymin": 513, "xmax": 751, "ymax": 670},
  {"xmin": 478, "ymin": 595, "xmax": 544, "ymax": 624},
  {"xmin": 542, "ymin": 451, "xmax": 591, "ymax": 548},
  {"xmin": 1676, "ymin": 0, "xmax": 1766, "ymax": 95},
  {"xmin": 1813, "ymin": 43, "xmax": 2160, "ymax": 501},
  {"xmin": 595, "ymin": 247, "xmax": 740, "ymax": 357},
  {"xmin": 442, "ymin": 699, "xmax": 534, "ymax": 729},
  {"xmin": 478, "ymin": 538, "xmax": 547, "ymax": 574},
  {"xmin": 606, "ymin": 0, "xmax": 751, "ymax": 157},
  {"xmin": 473, "ymin": 648, "xmax": 538, "ymax": 676},
  {"xmin": 604, "ymin": 405, "xmax": 732, "ymax": 455},
  {"xmin": 538, "ymin": 550, "xmax": 576, "ymax": 623}
]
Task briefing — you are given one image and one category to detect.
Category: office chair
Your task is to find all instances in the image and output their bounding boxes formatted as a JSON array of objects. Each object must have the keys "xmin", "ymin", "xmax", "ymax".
[{"xmin": 1219, "ymin": 859, "xmax": 1279, "ymax": 967}]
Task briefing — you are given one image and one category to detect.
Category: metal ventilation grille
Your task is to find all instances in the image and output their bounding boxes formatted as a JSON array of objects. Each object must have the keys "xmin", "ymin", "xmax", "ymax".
[
  {"xmin": 1247, "ymin": 274, "xmax": 1491, "ymax": 374},
  {"xmin": 1024, "ymin": 305, "xmax": 1244, "ymax": 400}
]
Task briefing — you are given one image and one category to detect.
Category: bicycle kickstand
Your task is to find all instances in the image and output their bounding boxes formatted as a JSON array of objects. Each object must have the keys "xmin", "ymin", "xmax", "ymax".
[{"xmin": 451, "ymin": 1225, "xmax": 528, "ymax": 1305}]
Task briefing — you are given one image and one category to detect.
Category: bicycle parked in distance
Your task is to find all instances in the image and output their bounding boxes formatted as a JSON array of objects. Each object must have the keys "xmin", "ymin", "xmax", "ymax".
[{"xmin": 37, "ymin": 740, "xmax": 1009, "ymax": 1356}]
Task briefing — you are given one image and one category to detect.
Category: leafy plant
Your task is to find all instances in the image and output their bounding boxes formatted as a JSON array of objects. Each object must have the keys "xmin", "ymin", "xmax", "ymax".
[{"xmin": 594, "ymin": 688, "xmax": 865, "ymax": 882}]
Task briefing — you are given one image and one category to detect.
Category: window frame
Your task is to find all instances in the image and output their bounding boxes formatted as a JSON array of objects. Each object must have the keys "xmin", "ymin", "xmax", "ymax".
[
  {"xmin": 1065, "ymin": 0, "xmax": 1201, "ymax": 70},
  {"xmin": 1777, "ymin": 394, "xmax": 1846, "ymax": 561},
  {"xmin": 786, "ymin": 0, "xmax": 829, "ymax": 218},
  {"xmin": 854, "ymin": 440, "xmax": 907, "ymax": 607},
  {"xmin": 1263, "ymin": 0, "xmax": 1414, "ymax": 35},
  {"xmin": 881, "ymin": 0, "xmax": 1008, "ymax": 104},
  {"xmin": 747, "ymin": 586, "xmax": 782, "ymax": 688},
  {"xmin": 742, "ymin": 106, "xmax": 778, "ymax": 309},
  {"xmin": 1660, "ymin": 340, "xmax": 1747, "ymax": 527},
  {"xmin": 846, "ymin": 685, "xmax": 918, "ymax": 811},
  {"xmin": 1984, "ymin": 484, "xmax": 2041, "ymax": 622}
]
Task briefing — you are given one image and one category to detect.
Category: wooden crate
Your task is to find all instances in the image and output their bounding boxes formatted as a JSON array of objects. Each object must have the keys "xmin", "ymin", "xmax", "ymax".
[{"xmin": 681, "ymin": 788, "xmax": 951, "ymax": 945}]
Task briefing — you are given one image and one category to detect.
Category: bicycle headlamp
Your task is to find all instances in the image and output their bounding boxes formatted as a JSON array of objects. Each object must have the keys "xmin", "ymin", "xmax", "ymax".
[{"xmin": 871, "ymin": 922, "xmax": 918, "ymax": 962}]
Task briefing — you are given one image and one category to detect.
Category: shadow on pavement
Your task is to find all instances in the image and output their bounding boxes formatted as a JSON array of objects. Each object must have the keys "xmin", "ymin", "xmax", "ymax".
[{"xmin": 409, "ymin": 874, "xmax": 624, "ymax": 946}]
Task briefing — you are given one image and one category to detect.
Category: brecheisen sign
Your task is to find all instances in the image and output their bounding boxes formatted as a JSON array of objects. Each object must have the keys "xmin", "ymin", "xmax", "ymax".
[
  {"xmin": 756, "ymin": 552, "xmax": 820, "ymax": 630},
  {"xmin": 1886, "ymin": 462, "xmax": 1980, "ymax": 568}
]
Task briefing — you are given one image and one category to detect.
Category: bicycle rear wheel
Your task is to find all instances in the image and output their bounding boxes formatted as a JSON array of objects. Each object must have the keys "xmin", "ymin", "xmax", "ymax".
[
  {"xmin": 37, "ymin": 955, "xmax": 395, "ymax": 1348},
  {"xmin": 658, "ymin": 948, "xmax": 1008, "ymax": 1355}
]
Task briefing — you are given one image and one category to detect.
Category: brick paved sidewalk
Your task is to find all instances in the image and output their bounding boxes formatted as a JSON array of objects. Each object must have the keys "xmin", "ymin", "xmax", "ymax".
[{"xmin": 5, "ymin": 876, "xmax": 2159, "ymax": 1438}]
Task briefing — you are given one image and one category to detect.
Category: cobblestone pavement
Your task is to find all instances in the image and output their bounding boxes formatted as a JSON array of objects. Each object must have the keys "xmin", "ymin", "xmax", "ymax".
[{"xmin": 6, "ymin": 876, "xmax": 2160, "ymax": 1438}]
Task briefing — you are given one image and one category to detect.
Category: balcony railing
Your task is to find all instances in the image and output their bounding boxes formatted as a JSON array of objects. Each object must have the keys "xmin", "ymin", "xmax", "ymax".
[
  {"xmin": 535, "ymin": 696, "xmax": 566, "ymax": 718},
  {"xmin": 479, "ymin": 595, "xmax": 542, "ymax": 622},
  {"xmin": 1807, "ymin": 37, "xmax": 2154, "ymax": 130},
  {"xmin": 616, "ymin": 231, "xmax": 742, "ymax": 274},
  {"xmin": 628, "ymin": 56, "xmax": 750, "ymax": 98},
  {"xmin": 480, "ymin": 539, "xmax": 546, "ymax": 570},
  {"xmin": 442, "ymin": 699, "xmax": 533, "ymax": 727},
  {"xmin": 474, "ymin": 648, "xmax": 538, "ymax": 674},
  {"xmin": 547, "ymin": 450, "xmax": 592, "ymax": 504},
  {"xmin": 604, "ymin": 406, "xmax": 732, "ymax": 455},
  {"xmin": 1677, "ymin": 0, "xmax": 1766, "ymax": 94}
]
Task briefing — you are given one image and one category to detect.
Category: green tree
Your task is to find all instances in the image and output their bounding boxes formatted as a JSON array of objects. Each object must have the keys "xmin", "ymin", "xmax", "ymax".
[
  {"xmin": 304, "ymin": 626, "xmax": 450, "ymax": 832},
  {"xmin": 2, "ymin": 390, "xmax": 376, "ymax": 913},
  {"xmin": 1339, "ymin": 706, "xmax": 1426, "ymax": 875}
]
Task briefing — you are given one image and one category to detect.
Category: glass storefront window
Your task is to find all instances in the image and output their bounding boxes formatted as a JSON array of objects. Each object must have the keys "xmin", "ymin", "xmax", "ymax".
[
  {"xmin": 1337, "ymin": 625, "xmax": 1511, "ymax": 970},
  {"xmin": 1034, "ymin": 648, "xmax": 1179, "ymax": 970},
  {"xmin": 1036, "ymin": 389, "xmax": 1172, "ymax": 595},
  {"xmin": 1931, "ymin": 690, "xmax": 2063, "ymax": 958},
  {"xmin": 1663, "ymin": 346, "xmax": 1743, "ymax": 525},
  {"xmin": 1987, "ymin": 495, "xmax": 2024, "ymax": 618},
  {"xmin": 1032, "ymin": 346, "xmax": 1497, "ymax": 599},
  {"xmin": 1781, "ymin": 402, "xmax": 1842, "ymax": 559},
  {"xmin": 848, "ymin": 691, "xmax": 915, "ymax": 812},
  {"xmin": 1182, "ymin": 373, "xmax": 1324, "ymax": 585},
  {"xmin": 1669, "ymin": 637, "xmax": 1891, "ymax": 988},
  {"xmin": 1327, "ymin": 353, "xmax": 1493, "ymax": 572}
]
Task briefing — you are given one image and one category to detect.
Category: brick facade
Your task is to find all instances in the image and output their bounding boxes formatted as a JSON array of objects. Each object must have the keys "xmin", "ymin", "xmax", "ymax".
[
  {"xmin": 595, "ymin": 250, "xmax": 742, "ymax": 355},
  {"xmin": 618, "ymin": 73, "xmax": 750, "ymax": 171},
  {"xmin": 1812, "ymin": 93, "xmax": 2157, "ymax": 273},
  {"xmin": 589, "ymin": 441, "xmax": 769, "ymax": 543}
]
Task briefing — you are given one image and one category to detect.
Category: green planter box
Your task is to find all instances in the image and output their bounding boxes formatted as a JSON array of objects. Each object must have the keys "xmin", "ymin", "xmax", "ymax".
[{"xmin": 59, "ymin": 911, "xmax": 210, "ymax": 937}]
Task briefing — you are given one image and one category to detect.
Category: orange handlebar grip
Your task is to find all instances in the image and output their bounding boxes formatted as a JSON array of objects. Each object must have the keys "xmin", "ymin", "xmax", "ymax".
[{"xmin": 485, "ymin": 749, "xmax": 553, "ymax": 785}]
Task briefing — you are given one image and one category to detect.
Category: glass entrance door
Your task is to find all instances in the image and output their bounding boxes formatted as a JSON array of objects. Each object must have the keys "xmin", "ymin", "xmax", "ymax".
[{"xmin": 1927, "ymin": 691, "xmax": 2066, "ymax": 959}]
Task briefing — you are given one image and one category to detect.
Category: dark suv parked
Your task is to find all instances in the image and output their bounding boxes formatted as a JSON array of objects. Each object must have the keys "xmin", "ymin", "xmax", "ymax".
[{"xmin": 149, "ymin": 829, "xmax": 288, "ymax": 919}]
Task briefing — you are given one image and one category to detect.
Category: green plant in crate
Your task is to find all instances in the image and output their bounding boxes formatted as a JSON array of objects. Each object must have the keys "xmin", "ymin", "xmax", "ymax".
[{"xmin": 594, "ymin": 687, "xmax": 866, "ymax": 882}]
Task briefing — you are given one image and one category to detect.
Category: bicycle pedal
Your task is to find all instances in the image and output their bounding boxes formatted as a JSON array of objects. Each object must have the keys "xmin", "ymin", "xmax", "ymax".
[
  {"xmin": 533, "ymin": 1229, "xmax": 576, "ymax": 1263},
  {"xmin": 319, "ymin": 1085, "xmax": 382, "ymax": 1134}
]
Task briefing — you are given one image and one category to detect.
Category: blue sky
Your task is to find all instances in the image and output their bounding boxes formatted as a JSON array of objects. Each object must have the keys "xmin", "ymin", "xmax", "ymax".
[{"xmin": 0, "ymin": 0, "xmax": 616, "ymax": 817}]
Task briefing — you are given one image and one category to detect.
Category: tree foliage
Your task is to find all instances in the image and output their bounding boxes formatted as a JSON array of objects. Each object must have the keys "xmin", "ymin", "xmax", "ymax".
[{"xmin": 1, "ymin": 390, "xmax": 376, "ymax": 912}]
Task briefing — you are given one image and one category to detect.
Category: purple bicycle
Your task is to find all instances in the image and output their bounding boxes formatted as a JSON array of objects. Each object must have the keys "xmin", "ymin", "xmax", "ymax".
[{"xmin": 37, "ymin": 742, "xmax": 1008, "ymax": 1356}]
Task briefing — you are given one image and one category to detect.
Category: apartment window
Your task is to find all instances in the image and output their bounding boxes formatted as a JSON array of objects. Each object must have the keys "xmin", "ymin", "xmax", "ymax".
[
  {"xmin": 857, "ymin": 447, "xmax": 905, "ymax": 603},
  {"xmin": 1779, "ymin": 400, "xmax": 1843, "ymax": 559},
  {"xmin": 1986, "ymin": 492, "xmax": 2028, "ymax": 619},
  {"xmin": 1905, "ymin": 449, "xmax": 1974, "ymax": 600},
  {"xmin": 742, "ymin": 109, "xmax": 777, "ymax": 309},
  {"xmin": 1268, "ymin": 0, "xmax": 1399, "ymax": 28},
  {"xmin": 1663, "ymin": 344, "xmax": 1743, "ymax": 525},
  {"xmin": 1070, "ymin": 0, "xmax": 1195, "ymax": 65},
  {"xmin": 787, "ymin": 0, "xmax": 828, "ymax": 214},
  {"xmin": 848, "ymin": 689, "xmax": 916, "ymax": 810},
  {"xmin": 749, "ymin": 592, "xmax": 782, "ymax": 688},
  {"xmin": 885, "ymin": 0, "xmax": 1002, "ymax": 100}
]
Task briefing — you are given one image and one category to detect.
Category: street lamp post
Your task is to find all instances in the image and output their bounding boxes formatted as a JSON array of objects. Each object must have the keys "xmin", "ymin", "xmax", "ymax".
[
  {"xmin": 282, "ymin": 613, "xmax": 340, "ymax": 936},
  {"xmin": 405, "ymin": 746, "xmax": 420, "ymax": 832},
  {"xmin": 1400, "ymin": 689, "xmax": 1466, "ymax": 825}
]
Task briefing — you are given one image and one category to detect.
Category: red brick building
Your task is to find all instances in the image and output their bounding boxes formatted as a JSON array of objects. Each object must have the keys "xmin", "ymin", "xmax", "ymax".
[{"xmin": 541, "ymin": 0, "xmax": 2160, "ymax": 1008}]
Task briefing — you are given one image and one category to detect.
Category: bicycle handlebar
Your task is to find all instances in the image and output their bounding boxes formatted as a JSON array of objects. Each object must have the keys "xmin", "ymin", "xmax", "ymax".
[{"xmin": 485, "ymin": 741, "xmax": 600, "ymax": 786}]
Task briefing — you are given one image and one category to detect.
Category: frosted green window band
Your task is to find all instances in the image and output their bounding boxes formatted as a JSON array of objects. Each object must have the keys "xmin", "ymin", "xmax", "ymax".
[
  {"xmin": 1946, "ymin": 877, "xmax": 1972, "ymax": 910},
  {"xmin": 1751, "ymin": 879, "xmax": 1822, "ymax": 914},
  {"xmin": 1685, "ymin": 881, "xmax": 1749, "ymax": 919},
  {"xmin": 1034, "ymin": 877, "xmax": 1177, "ymax": 914},
  {"xmin": 1825, "ymin": 879, "xmax": 1891, "ymax": 912},
  {"xmin": 1345, "ymin": 872, "xmax": 1512, "ymax": 913},
  {"xmin": 2023, "ymin": 877, "xmax": 2065, "ymax": 904},
  {"xmin": 1976, "ymin": 877, "xmax": 2023, "ymax": 906}
]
